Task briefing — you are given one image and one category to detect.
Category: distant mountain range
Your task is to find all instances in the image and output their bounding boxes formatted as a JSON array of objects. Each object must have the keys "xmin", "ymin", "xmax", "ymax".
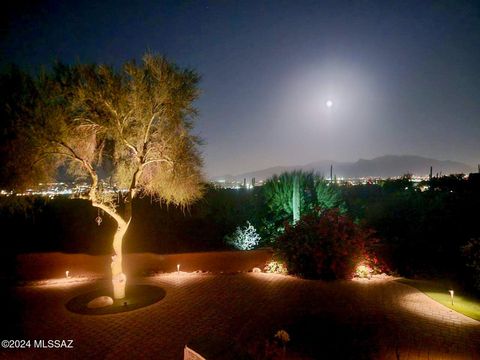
[{"xmin": 213, "ymin": 155, "xmax": 476, "ymax": 182}]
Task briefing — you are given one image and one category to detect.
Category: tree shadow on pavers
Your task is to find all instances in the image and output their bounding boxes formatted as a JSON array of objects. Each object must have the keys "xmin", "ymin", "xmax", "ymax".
[
  {"xmin": 66, "ymin": 284, "xmax": 166, "ymax": 315},
  {"xmin": 283, "ymin": 312, "xmax": 380, "ymax": 360}
]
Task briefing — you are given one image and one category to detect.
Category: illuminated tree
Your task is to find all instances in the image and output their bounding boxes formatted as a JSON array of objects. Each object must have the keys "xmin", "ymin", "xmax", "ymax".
[{"xmin": 9, "ymin": 54, "xmax": 204, "ymax": 299}]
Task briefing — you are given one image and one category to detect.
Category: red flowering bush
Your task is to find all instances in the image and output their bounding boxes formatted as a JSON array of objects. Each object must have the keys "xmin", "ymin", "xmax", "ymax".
[{"xmin": 275, "ymin": 209, "xmax": 379, "ymax": 280}]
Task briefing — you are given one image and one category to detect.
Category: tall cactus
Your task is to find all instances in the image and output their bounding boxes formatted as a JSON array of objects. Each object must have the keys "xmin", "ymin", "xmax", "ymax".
[
  {"xmin": 292, "ymin": 173, "xmax": 300, "ymax": 223},
  {"xmin": 264, "ymin": 170, "xmax": 343, "ymax": 227}
]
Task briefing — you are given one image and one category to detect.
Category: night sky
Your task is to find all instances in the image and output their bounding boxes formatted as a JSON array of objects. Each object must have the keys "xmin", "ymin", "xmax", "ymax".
[{"xmin": 2, "ymin": 0, "xmax": 479, "ymax": 178}]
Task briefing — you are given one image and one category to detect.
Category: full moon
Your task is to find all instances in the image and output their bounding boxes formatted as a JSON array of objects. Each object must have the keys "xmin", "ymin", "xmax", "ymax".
[{"xmin": 326, "ymin": 100, "xmax": 333, "ymax": 108}]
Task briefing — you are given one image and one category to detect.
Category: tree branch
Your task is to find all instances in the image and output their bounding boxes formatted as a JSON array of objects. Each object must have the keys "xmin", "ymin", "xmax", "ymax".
[
  {"xmin": 116, "ymin": 116, "xmax": 138, "ymax": 155},
  {"xmin": 143, "ymin": 158, "xmax": 174, "ymax": 167},
  {"xmin": 143, "ymin": 113, "xmax": 157, "ymax": 145},
  {"xmin": 103, "ymin": 100, "xmax": 139, "ymax": 155},
  {"xmin": 33, "ymin": 151, "xmax": 82, "ymax": 166},
  {"xmin": 49, "ymin": 139, "xmax": 106, "ymax": 213},
  {"xmin": 123, "ymin": 139, "xmax": 139, "ymax": 155},
  {"xmin": 103, "ymin": 100, "xmax": 119, "ymax": 118},
  {"xmin": 50, "ymin": 140, "xmax": 84, "ymax": 162}
]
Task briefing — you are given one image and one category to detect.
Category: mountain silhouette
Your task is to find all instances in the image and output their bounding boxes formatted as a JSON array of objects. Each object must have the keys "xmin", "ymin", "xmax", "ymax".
[{"xmin": 213, "ymin": 155, "xmax": 475, "ymax": 182}]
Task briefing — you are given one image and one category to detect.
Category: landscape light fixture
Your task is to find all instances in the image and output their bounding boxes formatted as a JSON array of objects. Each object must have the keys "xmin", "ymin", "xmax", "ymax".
[
  {"xmin": 449, "ymin": 290, "xmax": 454, "ymax": 306},
  {"xmin": 65, "ymin": 270, "xmax": 70, "ymax": 278},
  {"xmin": 177, "ymin": 264, "xmax": 180, "ymax": 275}
]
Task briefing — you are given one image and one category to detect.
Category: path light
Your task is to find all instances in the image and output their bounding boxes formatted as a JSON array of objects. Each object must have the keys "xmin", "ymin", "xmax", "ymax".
[
  {"xmin": 65, "ymin": 270, "xmax": 70, "ymax": 278},
  {"xmin": 177, "ymin": 264, "xmax": 180, "ymax": 275},
  {"xmin": 449, "ymin": 290, "xmax": 454, "ymax": 306}
]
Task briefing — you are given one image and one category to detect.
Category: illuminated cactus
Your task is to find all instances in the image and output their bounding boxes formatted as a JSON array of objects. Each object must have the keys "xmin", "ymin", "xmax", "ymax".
[{"xmin": 292, "ymin": 173, "xmax": 300, "ymax": 224}]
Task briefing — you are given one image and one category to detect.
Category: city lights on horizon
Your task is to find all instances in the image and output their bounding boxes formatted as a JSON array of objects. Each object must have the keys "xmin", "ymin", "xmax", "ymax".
[{"xmin": 0, "ymin": 172, "xmax": 471, "ymax": 196}]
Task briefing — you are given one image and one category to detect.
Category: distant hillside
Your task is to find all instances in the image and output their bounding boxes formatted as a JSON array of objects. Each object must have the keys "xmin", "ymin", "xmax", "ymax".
[{"xmin": 213, "ymin": 155, "xmax": 475, "ymax": 182}]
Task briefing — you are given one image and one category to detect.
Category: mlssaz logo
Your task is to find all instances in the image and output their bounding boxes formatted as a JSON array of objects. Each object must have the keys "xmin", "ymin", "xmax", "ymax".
[{"xmin": 34, "ymin": 340, "xmax": 74, "ymax": 349}]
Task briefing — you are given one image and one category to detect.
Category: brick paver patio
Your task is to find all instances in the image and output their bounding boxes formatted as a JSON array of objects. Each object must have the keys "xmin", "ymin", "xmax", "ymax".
[{"xmin": 1, "ymin": 272, "xmax": 480, "ymax": 359}]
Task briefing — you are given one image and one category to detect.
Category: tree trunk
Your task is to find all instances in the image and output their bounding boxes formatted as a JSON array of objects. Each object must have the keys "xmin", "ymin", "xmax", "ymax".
[{"xmin": 111, "ymin": 221, "xmax": 130, "ymax": 299}]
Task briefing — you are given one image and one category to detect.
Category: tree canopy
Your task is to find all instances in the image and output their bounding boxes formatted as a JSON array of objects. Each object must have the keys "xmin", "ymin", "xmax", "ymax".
[{"xmin": 3, "ymin": 54, "xmax": 204, "ymax": 209}]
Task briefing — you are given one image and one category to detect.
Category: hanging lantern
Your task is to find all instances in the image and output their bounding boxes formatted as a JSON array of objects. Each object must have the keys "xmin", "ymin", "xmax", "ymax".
[{"xmin": 95, "ymin": 208, "xmax": 103, "ymax": 226}]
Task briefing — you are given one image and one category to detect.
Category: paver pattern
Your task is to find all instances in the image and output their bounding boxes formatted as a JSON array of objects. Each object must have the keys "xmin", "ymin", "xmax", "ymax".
[{"xmin": 1, "ymin": 273, "xmax": 479, "ymax": 359}]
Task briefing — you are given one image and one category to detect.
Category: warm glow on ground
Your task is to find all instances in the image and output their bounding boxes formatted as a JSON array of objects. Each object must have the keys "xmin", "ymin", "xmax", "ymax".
[
  {"xmin": 148, "ymin": 271, "xmax": 208, "ymax": 286},
  {"xmin": 352, "ymin": 274, "xmax": 393, "ymax": 283},
  {"xmin": 399, "ymin": 292, "xmax": 476, "ymax": 325},
  {"xmin": 27, "ymin": 276, "xmax": 97, "ymax": 288},
  {"xmin": 247, "ymin": 272, "xmax": 297, "ymax": 283}
]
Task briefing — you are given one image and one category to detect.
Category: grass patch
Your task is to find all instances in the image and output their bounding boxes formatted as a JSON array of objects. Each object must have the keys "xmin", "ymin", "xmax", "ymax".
[{"xmin": 397, "ymin": 278, "xmax": 480, "ymax": 321}]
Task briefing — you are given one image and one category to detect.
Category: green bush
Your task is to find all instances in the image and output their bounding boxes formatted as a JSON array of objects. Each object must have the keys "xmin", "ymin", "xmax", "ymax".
[
  {"xmin": 275, "ymin": 209, "xmax": 378, "ymax": 280},
  {"xmin": 462, "ymin": 238, "xmax": 480, "ymax": 292}
]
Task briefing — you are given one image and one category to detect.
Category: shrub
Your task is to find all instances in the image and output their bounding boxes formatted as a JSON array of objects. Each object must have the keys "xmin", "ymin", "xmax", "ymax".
[
  {"xmin": 225, "ymin": 221, "xmax": 261, "ymax": 250},
  {"xmin": 353, "ymin": 254, "xmax": 388, "ymax": 279},
  {"xmin": 264, "ymin": 260, "xmax": 288, "ymax": 275},
  {"xmin": 275, "ymin": 209, "xmax": 378, "ymax": 280},
  {"xmin": 354, "ymin": 264, "xmax": 373, "ymax": 279},
  {"xmin": 462, "ymin": 238, "xmax": 480, "ymax": 292}
]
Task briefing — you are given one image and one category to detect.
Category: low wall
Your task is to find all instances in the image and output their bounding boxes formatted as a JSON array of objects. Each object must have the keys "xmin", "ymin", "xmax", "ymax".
[{"xmin": 15, "ymin": 249, "xmax": 274, "ymax": 281}]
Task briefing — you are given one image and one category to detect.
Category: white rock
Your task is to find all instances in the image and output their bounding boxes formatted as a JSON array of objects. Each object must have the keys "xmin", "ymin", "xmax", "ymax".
[
  {"xmin": 252, "ymin": 267, "xmax": 262, "ymax": 273},
  {"xmin": 87, "ymin": 296, "xmax": 113, "ymax": 309}
]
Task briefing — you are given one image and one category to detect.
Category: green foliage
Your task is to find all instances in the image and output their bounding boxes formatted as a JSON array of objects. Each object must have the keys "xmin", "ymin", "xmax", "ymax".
[
  {"xmin": 462, "ymin": 238, "xmax": 480, "ymax": 292},
  {"xmin": 343, "ymin": 175, "xmax": 480, "ymax": 280},
  {"xmin": 262, "ymin": 171, "xmax": 345, "ymax": 242},
  {"xmin": 198, "ymin": 186, "xmax": 265, "ymax": 244},
  {"xmin": 263, "ymin": 171, "xmax": 315, "ymax": 223},
  {"xmin": 380, "ymin": 173, "xmax": 413, "ymax": 193},
  {"xmin": 275, "ymin": 209, "xmax": 377, "ymax": 280},
  {"xmin": 0, "ymin": 187, "xmax": 267, "ymax": 255},
  {"xmin": 0, "ymin": 196, "xmax": 37, "ymax": 217},
  {"xmin": 0, "ymin": 65, "xmax": 45, "ymax": 190},
  {"xmin": 314, "ymin": 179, "xmax": 346, "ymax": 213}
]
